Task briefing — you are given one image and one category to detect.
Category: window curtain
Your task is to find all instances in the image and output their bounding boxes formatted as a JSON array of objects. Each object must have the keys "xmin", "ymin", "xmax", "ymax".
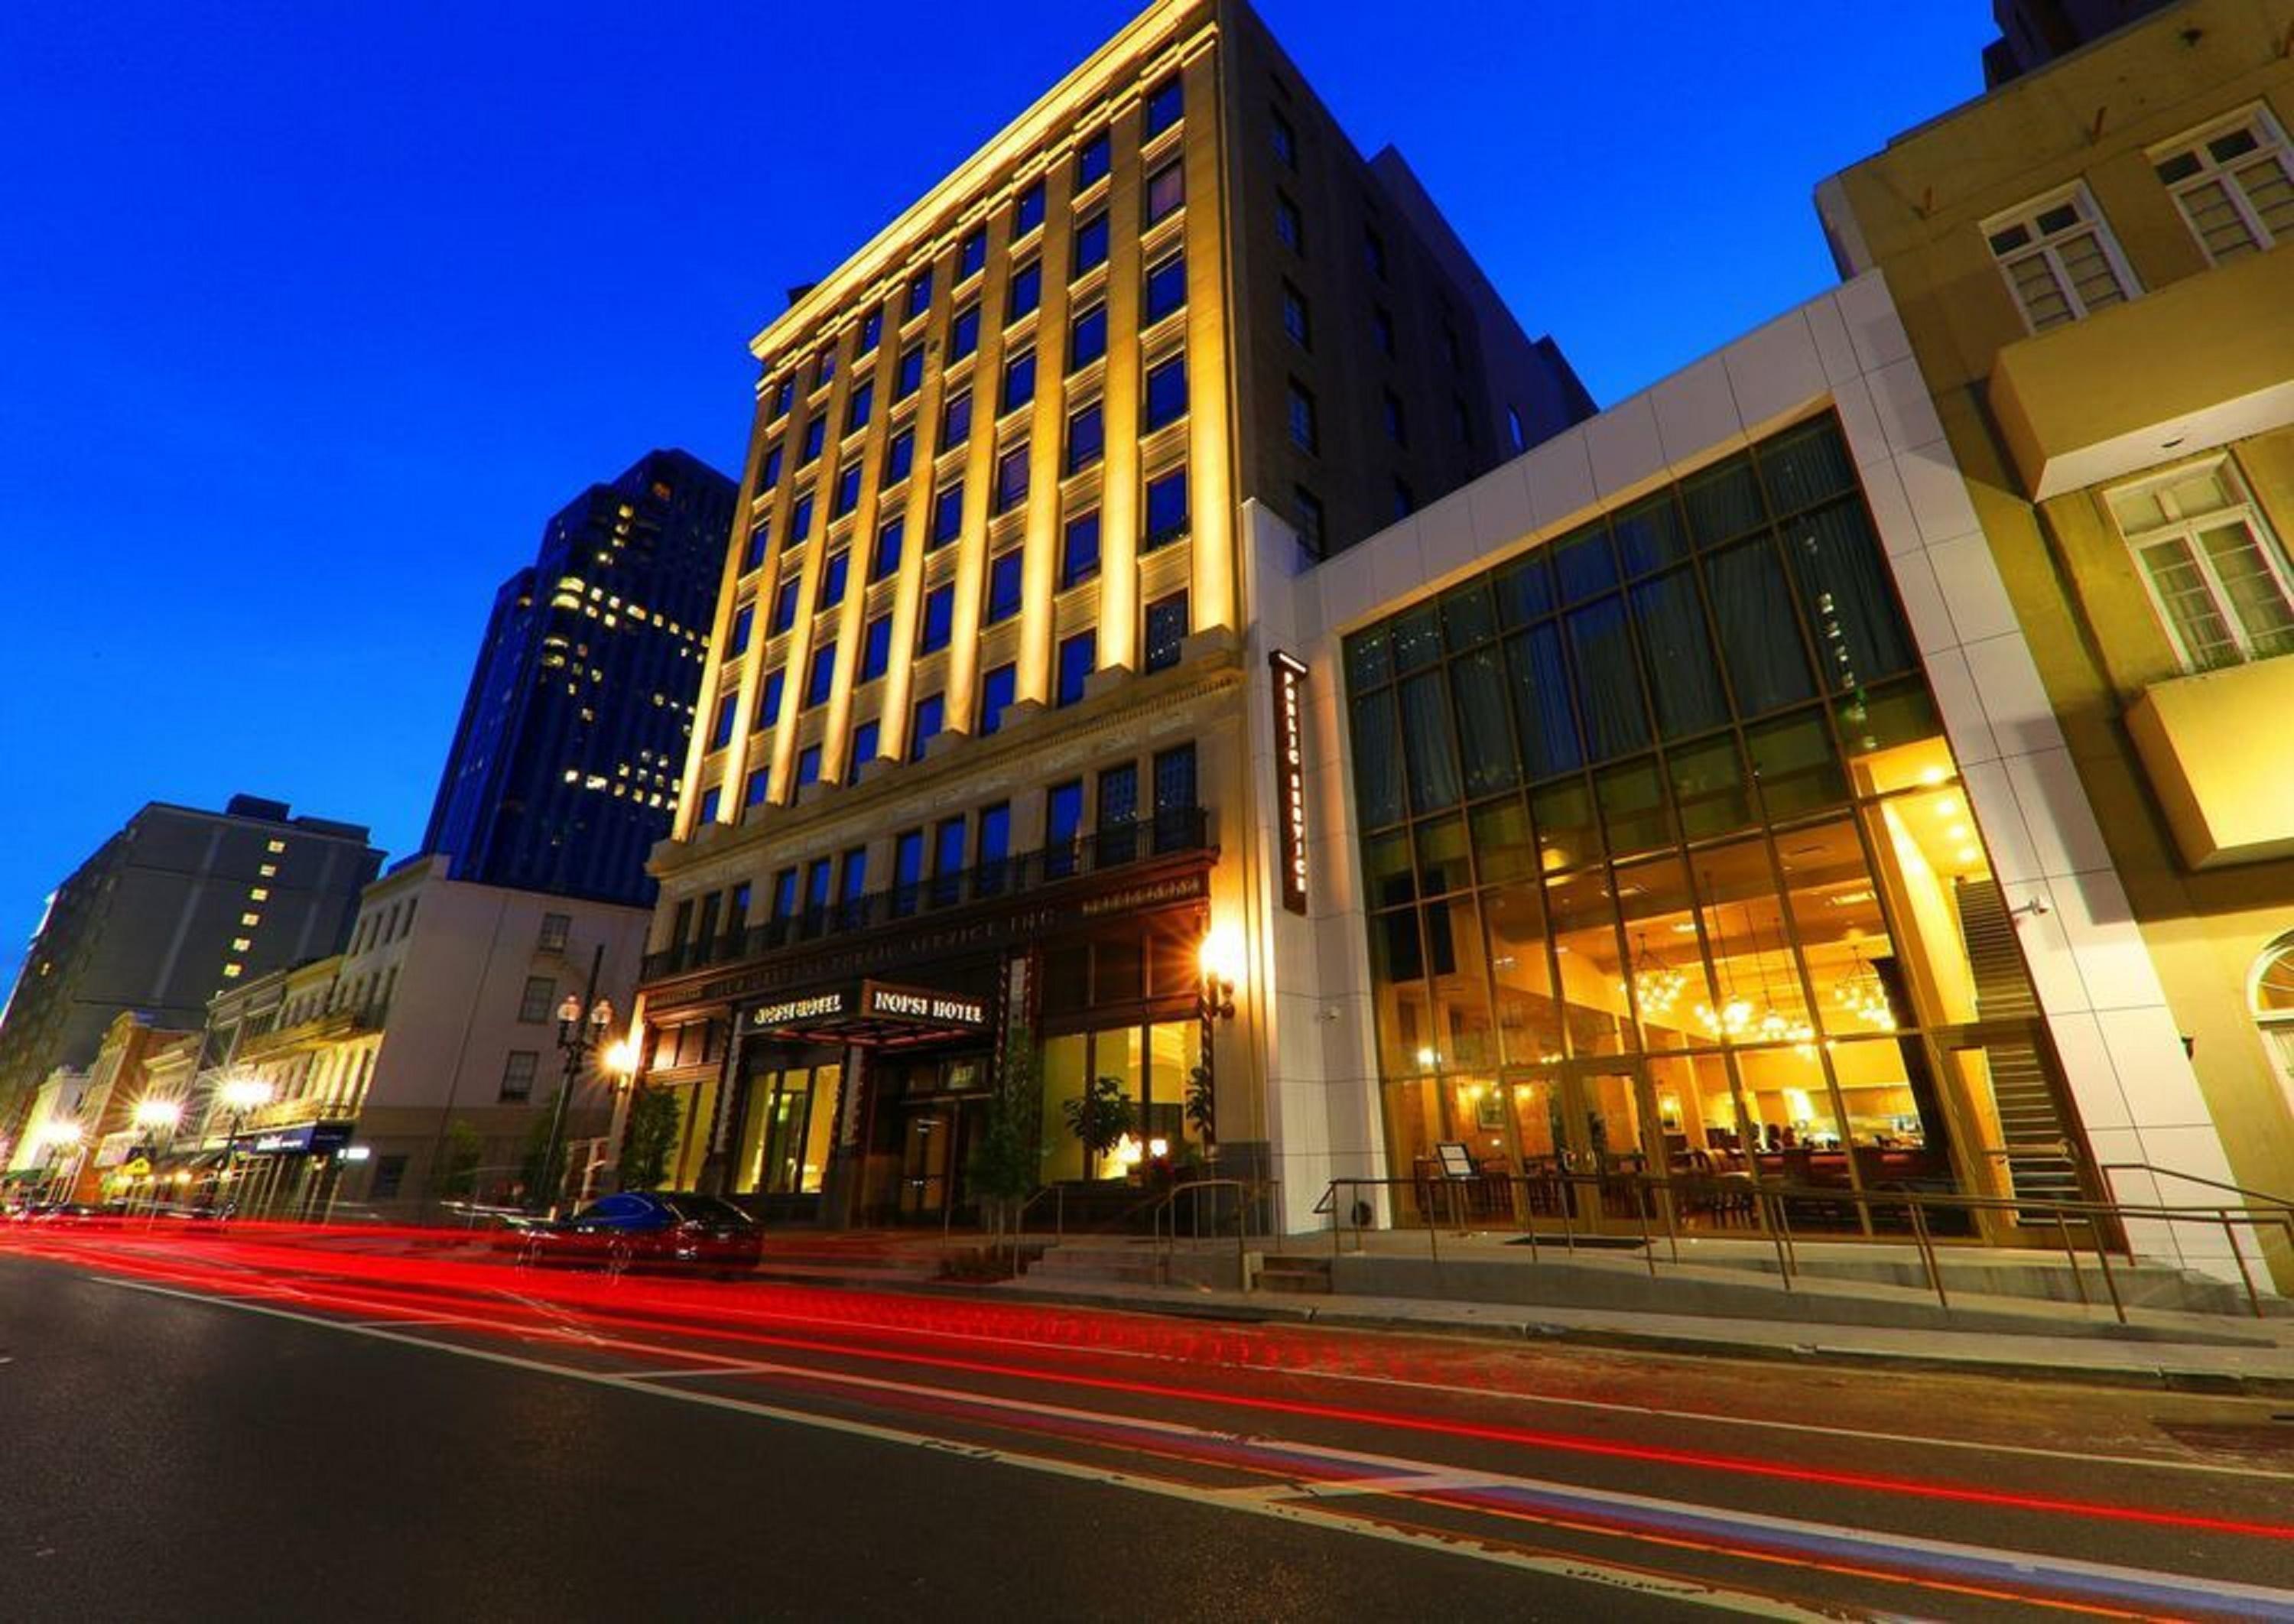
[
  {"xmin": 1506, "ymin": 625, "xmax": 1582, "ymax": 778},
  {"xmin": 1783, "ymin": 499, "xmax": 1915, "ymax": 691},
  {"xmin": 1565, "ymin": 596, "xmax": 1649, "ymax": 762},
  {"xmin": 1630, "ymin": 569, "xmax": 1729, "ymax": 737},
  {"xmin": 1705, "ymin": 538, "xmax": 1815, "ymax": 715},
  {"xmin": 1399, "ymin": 672, "xmax": 1464, "ymax": 813},
  {"xmin": 1448, "ymin": 647, "xmax": 1519, "ymax": 797}
]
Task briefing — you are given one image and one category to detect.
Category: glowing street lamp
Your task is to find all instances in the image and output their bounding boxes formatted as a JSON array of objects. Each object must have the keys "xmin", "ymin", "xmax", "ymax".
[
  {"xmin": 132, "ymin": 1098, "xmax": 184, "ymax": 1134},
  {"xmin": 1192, "ymin": 918, "xmax": 1244, "ymax": 1158},
  {"xmin": 535, "ymin": 944, "xmax": 614, "ymax": 1214}
]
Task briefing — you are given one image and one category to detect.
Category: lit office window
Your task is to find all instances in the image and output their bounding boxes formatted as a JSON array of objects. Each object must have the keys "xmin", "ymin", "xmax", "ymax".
[
  {"xmin": 1145, "ymin": 590, "xmax": 1190, "ymax": 674},
  {"xmin": 1983, "ymin": 184, "xmax": 2135, "ymax": 332},
  {"xmin": 2153, "ymin": 106, "xmax": 2294, "ymax": 262}
]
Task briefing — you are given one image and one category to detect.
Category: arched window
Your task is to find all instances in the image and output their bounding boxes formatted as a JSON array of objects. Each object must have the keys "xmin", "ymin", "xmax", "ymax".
[{"xmin": 2250, "ymin": 933, "xmax": 2294, "ymax": 1101}]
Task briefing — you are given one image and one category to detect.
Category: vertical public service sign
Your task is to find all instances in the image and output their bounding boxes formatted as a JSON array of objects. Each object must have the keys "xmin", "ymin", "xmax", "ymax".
[{"xmin": 1271, "ymin": 650, "xmax": 1309, "ymax": 915}]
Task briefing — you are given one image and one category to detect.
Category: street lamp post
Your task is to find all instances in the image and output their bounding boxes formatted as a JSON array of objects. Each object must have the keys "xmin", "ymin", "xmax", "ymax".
[
  {"xmin": 37, "ymin": 1120, "xmax": 83, "ymax": 1205},
  {"xmin": 1195, "ymin": 920, "xmax": 1243, "ymax": 1162},
  {"xmin": 539, "ymin": 942, "xmax": 612, "ymax": 1216},
  {"xmin": 132, "ymin": 1098, "xmax": 184, "ymax": 1215},
  {"xmin": 217, "ymin": 1075, "xmax": 275, "ymax": 1214}
]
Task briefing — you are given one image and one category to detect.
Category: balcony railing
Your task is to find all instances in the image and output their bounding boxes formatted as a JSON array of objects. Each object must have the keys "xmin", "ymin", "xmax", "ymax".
[{"xmin": 642, "ymin": 806, "xmax": 1210, "ymax": 983}]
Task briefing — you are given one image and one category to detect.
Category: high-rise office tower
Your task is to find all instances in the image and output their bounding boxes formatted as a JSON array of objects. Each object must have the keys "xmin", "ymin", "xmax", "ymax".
[
  {"xmin": 423, "ymin": 449, "xmax": 739, "ymax": 908},
  {"xmin": 625, "ymin": 0, "xmax": 1593, "ymax": 1219},
  {"xmin": 1982, "ymin": 0, "xmax": 2182, "ymax": 84},
  {"xmin": 0, "ymin": 794, "xmax": 382, "ymax": 1148}
]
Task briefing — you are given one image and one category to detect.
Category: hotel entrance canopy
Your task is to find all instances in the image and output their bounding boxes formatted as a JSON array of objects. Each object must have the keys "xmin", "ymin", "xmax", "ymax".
[{"xmin": 745, "ymin": 979, "xmax": 993, "ymax": 1049}]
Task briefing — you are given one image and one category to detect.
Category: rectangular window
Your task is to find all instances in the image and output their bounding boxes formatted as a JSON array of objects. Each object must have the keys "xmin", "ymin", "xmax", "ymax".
[
  {"xmin": 1152, "ymin": 742, "xmax": 1197, "ymax": 852},
  {"xmin": 840, "ymin": 846, "xmax": 868, "ymax": 903},
  {"xmin": 772, "ymin": 868, "xmax": 798, "ymax": 921},
  {"xmin": 1294, "ymin": 486, "xmax": 1325, "ymax": 557},
  {"xmin": 932, "ymin": 480, "xmax": 965, "ymax": 548},
  {"xmin": 1007, "ymin": 260, "xmax": 1042, "ymax": 323},
  {"xmin": 800, "ymin": 414, "xmax": 826, "ymax": 465},
  {"xmin": 1275, "ymin": 192, "xmax": 1303, "ymax": 253},
  {"xmin": 820, "ymin": 550, "xmax": 848, "ymax": 607},
  {"xmin": 976, "ymin": 801, "xmax": 1012, "ymax": 894},
  {"xmin": 771, "ymin": 574, "xmax": 804, "ymax": 635},
  {"xmin": 884, "ymin": 427, "xmax": 915, "ymax": 486},
  {"xmin": 860, "ymin": 614, "xmax": 893, "ymax": 681},
  {"xmin": 941, "ymin": 388, "xmax": 973, "ymax": 449},
  {"xmin": 985, "ymin": 551, "xmax": 1025, "ymax": 623},
  {"xmin": 1144, "ymin": 466, "xmax": 1189, "ymax": 550},
  {"xmin": 1983, "ymin": 184, "xmax": 2134, "ymax": 332},
  {"xmin": 859, "ymin": 309, "xmax": 882, "ymax": 353},
  {"xmin": 538, "ymin": 912, "xmax": 572, "ymax": 952},
  {"xmin": 805, "ymin": 857, "xmax": 833, "ymax": 915},
  {"xmin": 845, "ymin": 379, "xmax": 873, "ymax": 434},
  {"xmin": 759, "ymin": 444, "xmax": 783, "ymax": 492},
  {"xmin": 1098, "ymin": 762, "xmax": 1139, "ymax": 862},
  {"xmin": 959, "ymin": 226, "xmax": 987, "ymax": 282},
  {"xmin": 1507, "ymin": 404, "xmax": 1526, "ymax": 453},
  {"xmin": 710, "ymin": 692, "xmax": 737, "ymax": 750},
  {"xmin": 1144, "ymin": 252, "xmax": 1186, "ymax": 323},
  {"xmin": 1363, "ymin": 226, "xmax": 1388, "ymax": 280},
  {"xmin": 2154, "ymin": 107, "xmax": 2294, "ymax": 262},
  {"xmin": 892, "ymin": 829, "xmax": 924, "ymax": 914},
  {"xmin": 919, "ymin": 583, "xmax": 955, "ymax": 651},
  {"xmin": 1271, "ymin": 109, "xmax": 1296, "ymax": 167},
  {"xmin": 1144, "ymin": 354, "xmax": 1187, "ymax": 430},
  {"xmin": 814, "ymin": 349, "xmax": 837, "ymax": 389},
  {"xmin": 1382, "ymin": 388, "xmax": 1407, "ymax": 445},
  {"xmin": 1077, "ymin": 132, "xmax": 1112, "ymax": 190},
  {"xmin": 906, "ymin": 265, "xmax": 934, "ymax": 320},
  {"xmin": 1057, "ymin": 630, "xmax": 1095, "ymax": 706},
  {"xmin": 1002, "ymin": 348, "xmax": 1036, "ymax": 413},
  {"xmin": 2109, "ymin": 457, "xmax": 2294, "ymax": 670},
  {"xmin": 499, "ymin": 1051, "xmax": 538, "ymax": 1103},
  {"xmin": 806, "ymin": 642, "xmax": 837, "ymax": 707},
  {"xmin": 1145, "ymin": 590, "xmax": 1188, "ymax": 674},
  {"xmin": 1046, "ymin": 780, "xmax": 1084, "ymax": 875},
  {"xmin": 1074, "ymin": 211, "xmax": 1110, "ymax": 275},
  {"xmin": 1066, "ymin": 401, "xmax": 1104, "ymax": 473},
  {"xmin": 1061, "ymin": 509, "xmax": 1101, "ymax": 588},
  {"xmin": 978, "ymin": 662, "xmax": 1018, "ymax": 736},
  {"xmin": 743, "ymin": 523, "xmax": 768, "ymax": 574},
  {"xmin": 518, "ymin": 976, "xmax": 556, "ymax": 1024},
  {"xmin": 790, "ymin": 493, "xmax": 815, "ymax": 544},
  {"xmin": 745, "ymin": 767, "xmax": 770, "ymax": 807},
  {"xmin": 1068, "ymin": 301, "xmax": 1107, "ymax": 370},
  {"xmin": 794, "ymin": 743, "xmax": 823, "ymax": 788},
  {"xmin": 729, "ymin": 602, "xmax": 754, "ymax": 656},
  {"xmin": 758, "ymin": 668, "xmax": 785, "ymax": 730},
  {"xmin": 872, "ymin": 518, "xmax": 904, "ymax": 581},
  {"xmin": 1014, "ymin": 179, "xmax": 1046, "ymax": 237},
  {"xmin": 950, "ymin": 302, "xmax": 982, "ymax": 362},
  {"xmin": 910, "ymin": 693, "xmax": 945, "ymax": 760},
  {"xmin": 1280, "ymin": 281, "xmax": 1310, "ymax": 348},
  {"xmin": 995, "ymin": 443, "xmax": 1030, "ymax": 514},
  {"xmin": 1143, "ymin": 74, "xmax": 1182, "ymax": 138},
  {"xmin": 895, "ymin": 345, "xmax": 924, "ymax": 400},
  {"xmin": 1392, "ymin": 478, "xmax": 1416, "ymax": 519},
  {"xmin": 848, "ymin": 719, "xmax": 879, "ymax": 783},
  {"xmin": 1286, "ymin": 378, "xmax": 1317, "ymax": 451},
  {"xmin": 933, "ymin": 815, "xmax": 967, "ymax": 905},
  {"xmin": 832, "ymin": 462, "xmax": 863, "ymax": 518},
  {"xmin": 697, "ymin": 785, "xmax": 721, "ymax": 826},
  {"xmin": 768, "ymin": 376, "xmax": 794, "ymax": 419},
  {"xmin": 1145, "ymin": 160, "xmax": 1184, "ymax": 226}
]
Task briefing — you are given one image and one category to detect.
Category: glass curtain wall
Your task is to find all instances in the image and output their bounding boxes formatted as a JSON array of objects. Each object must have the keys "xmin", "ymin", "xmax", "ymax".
[{"xmin": 1346, "ymin": 414, "xmax": 2078, "ymax": 1233}]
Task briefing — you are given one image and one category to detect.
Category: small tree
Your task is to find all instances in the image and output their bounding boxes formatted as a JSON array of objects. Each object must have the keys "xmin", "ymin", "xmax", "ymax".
[
  {"xmin": 971, "ymin": 1025, "xmax": 1045, "ymax": 1243},
  {"xmin": 435, "ymin": 1119, "xmax": 483, "ymax": 1198},
  {"xmin": 1184, "ymin": 1062, "xmax": 1217, "ymax": 1154},
  {"xmin": 620, "ymin": 1085, "xmax": 680, "ymax": 1191},
  {"xmin": 1061, "ymin": 1074, "xmax": 1136, "ymax": 1181}
]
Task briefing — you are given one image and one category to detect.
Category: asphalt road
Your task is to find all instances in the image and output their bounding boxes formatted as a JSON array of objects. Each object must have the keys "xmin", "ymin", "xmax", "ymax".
[{"xmin": 4, "ymin": 1226, "xmax": 2292, "ymax": 1622}]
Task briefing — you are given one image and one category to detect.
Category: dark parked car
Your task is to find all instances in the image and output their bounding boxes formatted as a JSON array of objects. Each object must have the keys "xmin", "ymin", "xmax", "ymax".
[{"xmin": 515, "ymin": 1191, "xmax": 763, "ymax": 1277}]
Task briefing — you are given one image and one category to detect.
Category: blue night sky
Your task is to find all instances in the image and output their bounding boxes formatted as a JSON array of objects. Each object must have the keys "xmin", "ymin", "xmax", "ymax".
[{"xmin": 0, "ymin": 1, "xmax": 1988, "ymax": 989}]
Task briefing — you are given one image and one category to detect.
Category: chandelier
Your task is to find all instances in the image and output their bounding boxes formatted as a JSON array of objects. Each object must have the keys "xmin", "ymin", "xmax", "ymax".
[
  {"xmin": 1626, "ymin": 933, "xmax": 1688, "ymax": 1018},
  {"xmin": 1834, "ymin": 951, "xmax": 1898, "ymax": 1031}
]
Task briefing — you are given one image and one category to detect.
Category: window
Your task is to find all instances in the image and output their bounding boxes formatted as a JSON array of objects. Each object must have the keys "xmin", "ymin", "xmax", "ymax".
[
  {"xmin": 794, "ymin": 743, "xmax": 823, "ymax": 788},
  {"xmin": 1392, "ymin": 477, "xmax": 1416, "ymax": 518},
  {"xmin": 1270, "ymin": 109, "xmax": 1296, "ymax": 167},
  {"xmin": 771, "ymin": 574, "xmax": 804, "ymax": 635},
  {"xmin": 768, "ymin": 376, "xmax": 794, "ymax": 419},
  {"xmin": 1002, "ymin": 348, "xmax": 1036, "ymax": 413},
  {"xmin": 820, "ymin": 551, "xmax": 849, "ymax": 607},
  {"xmin": 1280, "ymin": 281, "xmax": 1310, "ymax": 348},
  {"xmin": 1014, "ymin": 179, "xmax": 1046, "ymax": 237},
  {"xmin": 941, "ymin": 388, "xmax": 973, "ymax": 449},
  {"xmin": 1068, "ymin": 301, "xmax": 1107, "ymax": 370},
  {"xmin": 884, "ymin": 427, "xmax": 915, "ymax": 486},
  {"xmin": 759, "ymin": 667, "xmax": 785, "ymax": 729},
  {"xmin": 230, "ymin": 936, "xmax": 251, "ymax": 952},
  {"xmin": 2108, "ymin": 458, "xmax": 2294, "ymax": 670},
  {"xmin": 518, "ymin": 976, "xmax": 556, "ymax": 1024},
  {"xmin": 892, "ymin": 829, "xmax": 924, "ymax": 915},
  {"xmin": 538, "ymin": 912, "xmax": 572, "ymax": 953},
  {"xmin": 1363, "ymin": 226, "xmax": 1388, "ymax": 280},
  {"xmin": 1144, "ymin": 354, "xmax": 1187, "ymax": 430},
  {"xmin": 932, "ymin": 480, "xmax": 965, "ymax": 548},
  {"xmin": 839, "ymin": 846, "xmax": 868, "ymax": 908},
  {"xmin": 1145, "ymin": 590, "xmax": 1188, "ymax": 673},
  {"xmin": 1061, "ymin": 509, "xmax": 1101, "ymax": 588},
  {"xmin": 1144, "ymin": 252, "xmax": 1186, "ymax": 323},
  {"xmin": 906, "ymin": 265, "xmax": 934, "ymax": 320},
  {"xmin": 1983, "ymin": 184, "xmax": 2134, "ymax": 332},
  {"xmin": 745, "ymin": 767, "xmax": 770, "ymax": 807},
  {"xmin": 1098, "ymin": 762, "xmax": 1139, "ymax": 861},
  {"xmin": 872, "ymin": 518, "xmax": 904, "ymax": 581},
  {"xmin": 895, "ymin": 345, "xmax": 924, "ymax": 400},
  {"xmin": 805, "ymin": 857, "xmax": 833, "ymax": 915},
  {"xmin": 1294, "ymin": 486, "xmax": 1325, "ymax": 557},
  {"xmin": 848, "ymin": 720, "xmax": 879, "ymax": 783},
  {"xmin": 1046, "ymin": 780, "xmax": 1084, "ymax": 874},
  {"xmin": 1057, "ymin": 630, "xmax": 1096, "ymax": 706},
  {"xmin": 806, "ymin": 642, "xmax": 837, "ymax": 706},
  {"xmin": 710, "ymin": 692, "xmax": 738, "ymax": 750},
  {"xmin": 976, "ymin": 802, "xmax": 1012, "ymax": 892},
  {"xmin": 1286, "ymin": 378, "xmax": 1318, "ymax": 452},
  {"xmin": 729, "ymin": 602, "xmax": 754, "ymax": 656},
  {"xmin": 1507, "ymin": 404, "xmax": 1527, "ymax": 453},
  {"xmin": 995, "ymin": 443, "xmax": 1030, "ymax": 513},
  {"xmin": 919, "ymin": 583, "xmax": 955, "ymax": 652},
  {"xmin": 833, "ymin": 462, "xmax": 863, "ymax": 518},
  {"xmin": 1007, "ymin": 260, "xmax": 1042, "ymax": 323},
  {"xmin": 845, "ymin": 380, "xmax": 873, "ymax": 434},
  {"xmin": 933, "ymin": 816, "xmax": 967, "ymax": 904},
  {"xmin": 986, "ymin": 551, "xmax": 1025, "ymax": 623},
  {"xmin": 1067, "ymin": 401, "xmax": 1104, "ymax": 473},
  {"xmin": 859, "ymin": 310, "xmax": 882, "ymax": 353},
  {"xmin": 950, "ymin": 302, "xmax": 981, "ymax": 362},
  {"xmin": 772, "ymin": 868, "xmax": 798, "ymax": 921},
  {"xmin": 759, "ymin": 444, "xmax": 784, "ymax": 492},
  {"xmin": 1143, "ymin": 74, "xmax": 1182, "ymax": 138},
  {"xmin": 1074, "ymin": 211, "xmax": 1110, "ymax": 276},
  {"xmin": 2156, "ymin": 108, "xmax": 2294, "ymax": 262},
  {"xmin": 789, "ymin": 494, "xmax": 815, "ymax": 544},
  {"xmin": 815, "ymin": 349, "xmax": 837, "ymax": 388},
  {"xmin": 1382, "ymin": 388, "xmax": 1407, "ymax": 445},
  {"xmin": 1077, "ymin": 132, "xmax": 1112, "ymax": 190},
  {"xmin": 1145, "ymin": 160, "xmax": 1184, "ymax": 226},
  {"xmin": 1145, "ymin": 466, "xmax": 1189, "ymax": 550},
  {"xmin": 500, "ymin": 1051, "xmax": 538, "ymax": 1103},
  {"xmin": 910, "ymin": 693, "xmax": 945, "ymax": 760},
  {"xmin": 742, "ymin": 525, "xmax": 768, "ymax": 574},
  {"xmin": 1275, "ymin": 192, "xmax": 1302, "ymax": 253},
  {"xmin": 800, "ymin": 414, "xmax": 826, "ymax": 465},
  {"xmin": 1442, "ymin": 326, "xmax": 1462, "ymax": 371},
  {"xmin": 697, "ymin": 785, "xmax": 721, "ymax": 825},
  {"xmin": 958, "ymin": 226, "xmax": 987, "ymax": 282},
  {"xmin": 978, "ymin": 662, "xmax": 1017, "ymax": 735},
  {"xmin": 860, "ymin": 614, "xmax": 893, "ymax": 681},
  {"xmin": 2253, "ymin": 932, "xmax": 2294, "ymax": 1103},
  {"xmin": 1152, "ymin": 742, "xmax": 1197, "ymax": 851}
]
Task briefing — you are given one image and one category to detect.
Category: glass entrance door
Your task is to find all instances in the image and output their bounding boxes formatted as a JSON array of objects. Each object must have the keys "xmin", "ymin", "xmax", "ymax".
[
  {"xmin": 1559, "ymin": 1060, "xmax": 1652, "ymax": 1226},
  {"xmin": 899, "ymin": 1107, "xmax": 954, "ymax": 1220}
]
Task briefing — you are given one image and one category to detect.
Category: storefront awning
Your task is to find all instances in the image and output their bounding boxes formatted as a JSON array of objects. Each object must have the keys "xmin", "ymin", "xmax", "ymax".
[{"xmin": 746, "ymin": 979, "xmax": 993, "ymax": 1049}]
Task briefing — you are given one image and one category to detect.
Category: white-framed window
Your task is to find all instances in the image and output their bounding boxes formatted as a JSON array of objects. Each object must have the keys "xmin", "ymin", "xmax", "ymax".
[
  {"xmin": 500, "ymin": 1050, "xmax": 539, "ymax": 1103},
  {"xmin": 1980, "ymin": 184, "xmax": 2136, "ymax": 333},
  {"xmin": 2105, "ymin": 456, "xmax": 2294, "ymax": 671},
  {"xmin": 2151, "ymin": 105, "xmax": 2294, "ymax": 264},
  {"xmin": 538, "ymin": 911, "xmax": 571, "ymax": 953},
  {"xmin": 517, "ymin": 975, "xmax": 557, "ymax": 1023},
  {"xmin": 2251, "ymin": 932, "xmax": 2294, "ymax": 1112}
]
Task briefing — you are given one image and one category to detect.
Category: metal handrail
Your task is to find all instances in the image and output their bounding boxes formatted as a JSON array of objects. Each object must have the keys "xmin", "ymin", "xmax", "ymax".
[
  {"xmin": 1151, "ymin": 1177, "xmax": 1274, "ymax": 1291},
  {"xmin": 2100, "ymin": 1161, "xmax": 2294, "ymax": 1213},
  {"xmin": 1008, "ymin": 1183, "xmax": 1066, "ymax": 1270},
  {"xmin": 1316, "ymin": 1167, "xmax": 2294, "ymax": 1324}
]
